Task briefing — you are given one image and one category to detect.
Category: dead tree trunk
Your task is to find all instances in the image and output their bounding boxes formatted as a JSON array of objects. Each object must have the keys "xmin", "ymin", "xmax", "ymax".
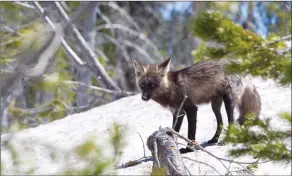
[
  {"xmin": 74, "ymin": 2, "xmax": 97, "ymax": 110},
  {"xmin": 146, "ymin": 127, "xmax": 189, "ymax": 176}
]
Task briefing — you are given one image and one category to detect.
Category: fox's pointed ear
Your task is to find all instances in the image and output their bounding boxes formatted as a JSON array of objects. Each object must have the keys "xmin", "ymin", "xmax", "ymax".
[
  {"xmin": 132, "ymin": 57, "xmax": 145, "ymax": 76},
  {"xmin": 158, "ymin": 57, "xmax": 171, "ymax": 74}
]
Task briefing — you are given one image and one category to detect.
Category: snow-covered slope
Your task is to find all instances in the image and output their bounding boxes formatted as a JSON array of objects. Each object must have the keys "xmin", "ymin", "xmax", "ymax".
[{"xmin": 1, "ymin": 77, "xmax": 291, "ymax": 175}]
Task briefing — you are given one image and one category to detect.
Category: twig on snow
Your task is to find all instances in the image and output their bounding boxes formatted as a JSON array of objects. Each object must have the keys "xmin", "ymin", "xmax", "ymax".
[
  {"xmin": 176, "ymin": 136, "xmax": 232, "ymax": 176},
  {"xmin": 169, "ymin": 129, "xmax": 269, "ymax": 165},
  {"xmin": 177, "ymin": 142, "xmax": 201, "ymax": 174},
  {"xmin": 172, "ymin": 94, "xmax": 188, "ymax": 129},
  {"xmin": 137, "ymin": 132, "xmax": 146, "ymax": 158},
  {"xmin": 182, "ymin": 156, "xmax": 222, "ymax": 175}
]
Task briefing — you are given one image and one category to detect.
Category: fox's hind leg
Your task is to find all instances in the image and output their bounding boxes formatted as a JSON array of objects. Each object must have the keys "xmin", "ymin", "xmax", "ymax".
[
  {"xmin": 223, "ymin": 93, "xmax": 235, "ymax": 124},
  {"xmin": 208, "ymin": 96, "xmax": 223, "ymax": 144}
]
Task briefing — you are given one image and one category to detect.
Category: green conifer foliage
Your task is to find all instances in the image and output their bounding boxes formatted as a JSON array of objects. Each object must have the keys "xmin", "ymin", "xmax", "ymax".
[{"xmin": 189, "ymin": 11, "xmax": 291, "ymax": 85}]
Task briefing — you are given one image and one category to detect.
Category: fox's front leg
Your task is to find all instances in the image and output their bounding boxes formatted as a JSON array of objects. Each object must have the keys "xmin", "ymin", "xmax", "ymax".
[{"xmin": 179, "ymin": 105, "xmax": 198, "ymax": 154}]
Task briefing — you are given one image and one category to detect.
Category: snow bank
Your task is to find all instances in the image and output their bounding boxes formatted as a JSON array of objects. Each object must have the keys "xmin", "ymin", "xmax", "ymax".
[{"xmin": 1, "ymin": 77, "xmax": 291, "ymax": 175}]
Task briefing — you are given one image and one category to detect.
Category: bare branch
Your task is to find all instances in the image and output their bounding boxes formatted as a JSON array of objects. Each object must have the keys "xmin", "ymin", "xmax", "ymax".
[
  {"xmin": 172, "ymin": 95, "xmax": 188, "ymax": 129},
  {"xmin": 144, "ymin": 5, "xmax": 164, "ymax": 24},
  {"xmin": 18, "ymin": 30, "xmax": 62, "ymax": 77},
  {"xmin": 169, "ymin": 129, "xmax": 270, "ymax": 165},
  {"xmin": 266, "ymin": 35, "xmax": 292, "ymax": 45},
  {"xmin": 96, "ymin": 7, "xmax": 115, "ymax": 36},
  {"xmin": 60, "ymin": 1, "xmax": 70, "ymax": 11},
  {"xmin": 32, "ymin": 2, "xmax": 86, "ymax": 66},
  {"xmin": 182, "ymin": 156, "xmax": 222, "ymax": 175},
  {"xmin": 137, "ymin": 132, "xmax": 146, "ymax": 158},
  {"xmin": 177, "ymin": 142, "xmax": 201, "ymax": 174},
  {"xmin": 99, "ymin": 32, "xmax": 154, "ymax": 62},
  {"xmin": 237, "ymin": 163, "xmax": 255, "ymax": 176},
  {"xmin": 277, "ymin": 47, "xmax": 291, "ymax": 55},
  {"xmin": 98, "ymin": 33, "xmax": 131, "ymax": 62},
  {"xmin": 63, "ymin": 80, "xmax": 136, "ymax": 96},
  {"xmin": 1, "ymin": 24, "xmax": 63, "ymax": 130},
  {"xmin": 170, "ymin": 129, "xmax": 263, "ymax": 176},
  {"xmin": 95, "ymin": 48, "xmax": 110, "ymax": 62},
  {"xmin": 14, "ymin": 1, "xmax": 34, "ymax": 9},
  {"xmin": 53, "ymin": 1, "xmax": 120, "ymax": 90},
  {"xmin": 153, "ymin": 140, "xmax": 161, "ymax": 168},
  {"xmin": 123, "ymin": 40, "xmax": 154, "ymax": 62},
  {"xmin": 96, "ymin": 23, "xmax": 162, "ymax": 61},
  {"xmin": 101, "ymin": 2, "xmax": 140, "ymax": 31},
  {"xmin": 2, "ymin": 17, "xmax": 43, "ymax": 40}
]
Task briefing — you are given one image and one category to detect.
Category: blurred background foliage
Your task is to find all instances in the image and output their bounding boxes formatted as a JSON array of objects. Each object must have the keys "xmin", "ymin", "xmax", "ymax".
[{"xmin": 0, "ymin": 1, "xmax": 291, "ymax": 174}]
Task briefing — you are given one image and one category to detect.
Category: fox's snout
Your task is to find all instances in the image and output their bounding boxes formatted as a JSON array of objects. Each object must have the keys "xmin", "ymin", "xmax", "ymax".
[{"xmin": 142, "ymin": 92, "xmax": 151, "ymax": 101}]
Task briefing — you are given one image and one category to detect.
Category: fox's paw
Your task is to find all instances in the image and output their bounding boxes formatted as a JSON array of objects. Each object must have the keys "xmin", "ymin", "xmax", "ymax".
[
  {"xmin": 217, "ymin": 141, "xmax": 225, "ymax": 146},
  {"xmin": 179, "ymin": 147, "xmax": 193, "ymax": 154},
  {"xmin": 207, "ymin": 139, "xmax": 218, "ymax": 144}
]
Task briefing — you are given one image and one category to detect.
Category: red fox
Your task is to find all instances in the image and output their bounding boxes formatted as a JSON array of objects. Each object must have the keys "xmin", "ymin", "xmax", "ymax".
[{"xmin": 132, "ymin": 57, "xmax": 261, "ymax": 153}]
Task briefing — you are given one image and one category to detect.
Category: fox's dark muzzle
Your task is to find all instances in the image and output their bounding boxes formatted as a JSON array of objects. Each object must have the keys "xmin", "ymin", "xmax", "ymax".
[{"xmin": 142, "ymin": 92, "xmax": 151, "ymax": 101}]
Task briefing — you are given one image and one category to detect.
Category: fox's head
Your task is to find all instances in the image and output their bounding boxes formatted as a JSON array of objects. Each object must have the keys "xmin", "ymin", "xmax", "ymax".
[{"xmin": 132, "ymin": 57, "xmax": 171, "ymax": 101}]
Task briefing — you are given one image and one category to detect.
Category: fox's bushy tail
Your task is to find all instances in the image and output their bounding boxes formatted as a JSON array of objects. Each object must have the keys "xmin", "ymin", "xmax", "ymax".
[{"xmin": 238, "ymin": 84, "xmax": 261, "ymax": 125}]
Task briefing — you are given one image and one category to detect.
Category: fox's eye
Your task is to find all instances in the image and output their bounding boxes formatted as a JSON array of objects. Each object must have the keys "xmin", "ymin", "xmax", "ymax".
[{"xmin": 150, "ymin": 84, "xmax": 155, "ymax": 88}]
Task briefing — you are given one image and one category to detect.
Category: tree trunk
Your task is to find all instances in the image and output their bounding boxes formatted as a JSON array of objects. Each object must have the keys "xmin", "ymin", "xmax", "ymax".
[
  {"xmin": 147, "ymin": 127, "xmax": 189, "ymax": 176},
  {"xmin": 75, "ymin": 2, "xmax": 97, "ymax": 109}
]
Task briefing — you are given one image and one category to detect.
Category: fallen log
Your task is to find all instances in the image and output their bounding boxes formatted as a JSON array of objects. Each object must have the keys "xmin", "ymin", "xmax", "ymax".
[{"xmin": 146, "ymin": 127, "xmax": 189, "ymax": 175}]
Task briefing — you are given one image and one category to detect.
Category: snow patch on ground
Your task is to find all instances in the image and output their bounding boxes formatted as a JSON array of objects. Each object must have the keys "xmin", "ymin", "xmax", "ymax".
[{"xmin": 1, "ymin": 77, "xmax": 291, "ymax": 175}]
